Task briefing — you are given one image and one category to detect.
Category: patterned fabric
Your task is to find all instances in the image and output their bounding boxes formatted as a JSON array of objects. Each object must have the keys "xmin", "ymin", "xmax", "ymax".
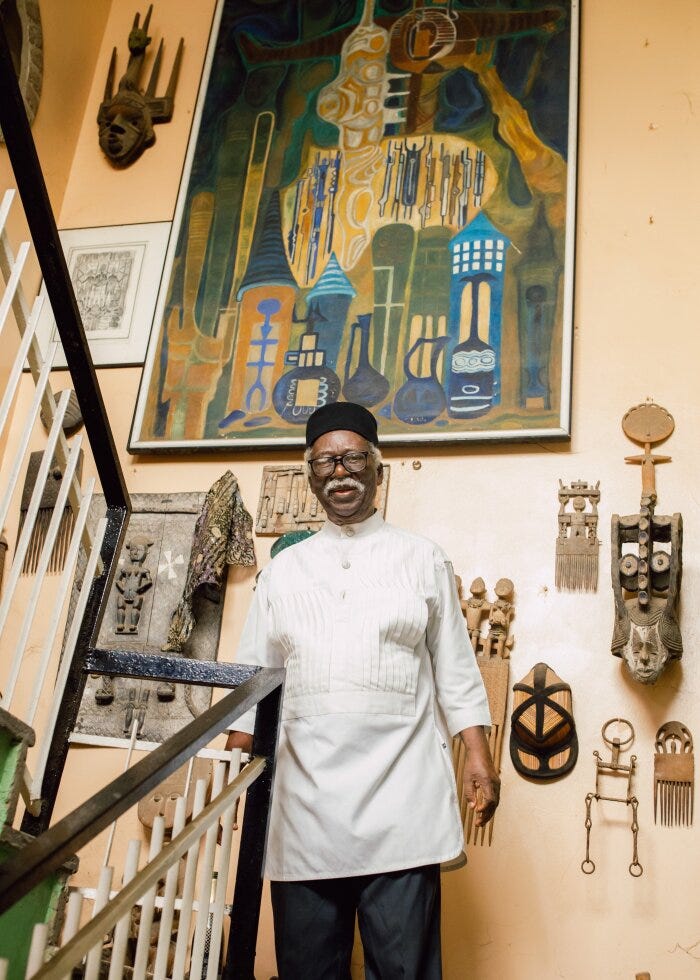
[{"xmin": 162, "ymin": 471, "xmax": 255, "ymax": 652}]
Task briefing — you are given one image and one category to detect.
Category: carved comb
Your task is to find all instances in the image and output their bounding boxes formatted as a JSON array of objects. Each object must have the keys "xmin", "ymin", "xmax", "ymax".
[{"xmin": 654, "ymin": 721, "xmax": 694, "ymax": 826}]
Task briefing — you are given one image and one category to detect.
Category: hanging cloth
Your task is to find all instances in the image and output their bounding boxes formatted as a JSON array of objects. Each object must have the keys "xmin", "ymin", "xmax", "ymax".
[{"xmin": 162, "ymin": 470, "xmax": 256, "ymax": 652}]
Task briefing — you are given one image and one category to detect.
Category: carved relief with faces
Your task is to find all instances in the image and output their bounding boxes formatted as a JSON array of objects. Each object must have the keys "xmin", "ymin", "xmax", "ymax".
[
  {"xmin": 611, "ymin": 402, "xmax": 682, "ymax": 686},
  {"xmin": 611, "ymin": 510, "xmax": 683, "ymax": 685}
]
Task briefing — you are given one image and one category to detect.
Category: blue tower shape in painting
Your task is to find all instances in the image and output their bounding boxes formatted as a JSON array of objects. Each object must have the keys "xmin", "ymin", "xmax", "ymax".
[
  {"xmin": 305, "ymin": 252, "xmax": 356, "ymax": 371},
  {"xmin": 447, "ymin": 212, "xmax": 510, "ymax": 418}
]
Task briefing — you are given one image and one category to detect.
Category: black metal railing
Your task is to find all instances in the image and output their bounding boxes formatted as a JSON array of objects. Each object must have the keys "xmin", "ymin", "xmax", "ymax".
[
  {"xmin": 0, "ymin": 17, "xmax": 283, "ymax": 980},
  {"xmin": 0, "ymin": 659, "xmax": 284, "ymax": 980}
]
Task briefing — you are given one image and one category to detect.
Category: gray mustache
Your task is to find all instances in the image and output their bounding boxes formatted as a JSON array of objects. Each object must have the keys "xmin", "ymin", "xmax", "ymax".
[{"xmin": 324, "ymin": 477, "xmax": 364, "ymax": 493}]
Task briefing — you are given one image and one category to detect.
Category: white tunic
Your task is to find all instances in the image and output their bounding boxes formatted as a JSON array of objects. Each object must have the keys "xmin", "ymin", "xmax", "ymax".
[{"xmin": 235, "ymin": 512, "xmax": 491, "ymax": 881}]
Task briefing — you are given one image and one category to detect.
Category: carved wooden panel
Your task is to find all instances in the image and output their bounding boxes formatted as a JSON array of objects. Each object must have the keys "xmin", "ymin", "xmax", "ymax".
[
  {"xmin": 74, "ymin": 492, "xmax": 226, "ymax": 746},
  {"xmin": 255, "ymin": 464, "xmax": 390, "ymax": 535}
]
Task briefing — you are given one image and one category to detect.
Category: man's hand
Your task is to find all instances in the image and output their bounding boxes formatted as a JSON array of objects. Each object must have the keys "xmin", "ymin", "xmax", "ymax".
[
  {"xmin": 226, "ymin": 730, "xmax": 253, "ymax": 754},
  {"xmin": 459, "ymin": 725, "xmax": 500, "ymax": 827}
]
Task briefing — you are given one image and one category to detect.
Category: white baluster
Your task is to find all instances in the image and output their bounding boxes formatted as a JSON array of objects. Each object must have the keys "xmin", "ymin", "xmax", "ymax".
[
  {"xmin": 131, "ymin": 815, "xmax": 165, "ymax": 978},
  {"xmin": 190, "ymin": 762, "xmax": 226, "ymax": 979},
  {"xmin": 107, "ymin": 839, "xmax": 141, "ymax": 980}
]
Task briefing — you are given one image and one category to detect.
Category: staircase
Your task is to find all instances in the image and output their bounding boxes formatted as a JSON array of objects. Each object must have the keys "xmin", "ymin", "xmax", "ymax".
[
  {"xmin": 0, "ymin": 17, "xmax": 284, "ymax": 980},
  {"xmin": 0, "ymin": 707, "xmax": 77, "ymax": 980}
]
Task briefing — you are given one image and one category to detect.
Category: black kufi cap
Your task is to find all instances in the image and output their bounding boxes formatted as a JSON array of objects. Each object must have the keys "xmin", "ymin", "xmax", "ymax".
[{"xmin": 305, "ymin": 401, "xmax": 379, "ymax": 447}]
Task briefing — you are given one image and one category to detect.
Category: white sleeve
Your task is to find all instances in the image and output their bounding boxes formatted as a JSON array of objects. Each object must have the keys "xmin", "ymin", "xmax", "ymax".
[
  {"xmin": 229, "ymin": 567, "xmax": 285, "ymax": 735},
  {"xmin": 425, "ymin": 553, "xmax": 492, "ymax": 737}
]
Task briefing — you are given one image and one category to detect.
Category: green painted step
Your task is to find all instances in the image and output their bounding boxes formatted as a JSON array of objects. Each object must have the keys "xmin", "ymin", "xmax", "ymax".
[
  {"xmin": 0, "ymin": 707, "xmax": 34, "ymax": 830},
  {"xmin": 0, "ymin": 826, "xmax": 78, "ymax": 980}
]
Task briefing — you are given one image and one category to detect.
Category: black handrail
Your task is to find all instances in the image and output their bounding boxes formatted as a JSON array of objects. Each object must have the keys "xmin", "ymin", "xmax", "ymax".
[
  {"xmin": 86, "ymin": 648, "xmax": 267, "ymax": 687},
  {"xmin": 0, "ymin": 664, "xmax": 284, "ymax": 980}
]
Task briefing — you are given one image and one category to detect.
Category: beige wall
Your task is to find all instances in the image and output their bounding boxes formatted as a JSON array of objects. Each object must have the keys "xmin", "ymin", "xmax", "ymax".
[
  {"xmin": 59, "ymin": 0, "xmax": 213, "ymax": 227},
  {"xmin": 0, "ymin": 0, "xmax": 111, "ymax": 221},
  {"xmin": 13, "ymin": 1, "xmax": 700, "ymax": 977}
]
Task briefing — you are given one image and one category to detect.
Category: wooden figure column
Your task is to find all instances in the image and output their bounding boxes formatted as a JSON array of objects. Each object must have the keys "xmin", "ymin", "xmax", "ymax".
[
  {"xmin": 454, "ymin": 575, "xmax": 513, "ymax": 845},
  {"xmin": 611, "ymin": 400, "xmax": 683, "ymax": 685}
]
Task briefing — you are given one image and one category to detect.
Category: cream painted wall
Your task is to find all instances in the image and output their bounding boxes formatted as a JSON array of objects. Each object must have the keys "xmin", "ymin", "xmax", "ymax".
[
  {"xmin": 17, "ymin": 1, "xmax": 700, "ymax": 978},
  {"xmin": 0, "ymin": 0, "xmax": 111, "ymax": 224},
  {"xmin": 59, "ymin": 0, "xmax": 216, "ymax": 228}
]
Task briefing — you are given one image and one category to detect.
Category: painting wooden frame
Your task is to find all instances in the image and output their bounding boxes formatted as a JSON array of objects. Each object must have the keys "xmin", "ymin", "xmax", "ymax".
[
  {"xmin": 129, "ymin": 0, "xmax": 579, "ymax": 452},
  {"xmin": 37, "ymin": 222, "xmax": 171, "ymax": 368}
]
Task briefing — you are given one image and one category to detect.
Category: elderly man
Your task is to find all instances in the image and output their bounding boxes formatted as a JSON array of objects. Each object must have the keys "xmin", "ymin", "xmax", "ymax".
[{"xmin": 227, "ymin": 401, "xmax": 499, "ymax": 980}]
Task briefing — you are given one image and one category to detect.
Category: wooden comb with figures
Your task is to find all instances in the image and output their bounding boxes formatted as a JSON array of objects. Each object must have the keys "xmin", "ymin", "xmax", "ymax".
[{"xmin": 453, "ymin": 575, "xmax": 513, "ymax": 846}]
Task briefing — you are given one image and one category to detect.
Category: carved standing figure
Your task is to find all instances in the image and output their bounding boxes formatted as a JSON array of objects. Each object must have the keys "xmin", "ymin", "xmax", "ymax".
[
  {"xmin": 464, "ymin": 576, "xmax": 490, "ymax": 651},
  {"xmin": 115, "ymin": 534, "xmax": 154, "ymax": 634},
  {"xmin": 482, "ymin": 578, "xmax": 514, "ymax": 659}
]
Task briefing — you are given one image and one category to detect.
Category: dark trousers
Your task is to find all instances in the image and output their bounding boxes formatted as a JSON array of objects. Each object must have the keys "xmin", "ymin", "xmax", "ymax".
[{"xmin": 270, "ymin": 865, "xmax": 442, "ymax": 980}]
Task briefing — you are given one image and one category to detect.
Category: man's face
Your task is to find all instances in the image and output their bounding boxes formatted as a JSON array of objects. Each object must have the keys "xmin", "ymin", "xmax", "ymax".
[
  {"xmin": 622, "ymin": 621, "xmax": 670, "ymax": 684},
  {"xmin": 307, "ymin": 429, "xmax": 382, "ymax": 526}
]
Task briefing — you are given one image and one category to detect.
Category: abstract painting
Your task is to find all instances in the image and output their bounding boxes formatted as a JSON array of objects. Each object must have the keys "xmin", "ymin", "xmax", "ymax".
[{"xmin": 129, "ymin": 0, "xmax": 579, "ymax": 450}]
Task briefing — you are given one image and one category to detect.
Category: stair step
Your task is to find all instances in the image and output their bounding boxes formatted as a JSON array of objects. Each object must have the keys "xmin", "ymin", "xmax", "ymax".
[
  {"xmin": 0, "ymin": 826, "xmax": 78, "ymax": 980},
  {"xmin": 0, "ymin": 707, "xmax": 34, "ymax": 830}
]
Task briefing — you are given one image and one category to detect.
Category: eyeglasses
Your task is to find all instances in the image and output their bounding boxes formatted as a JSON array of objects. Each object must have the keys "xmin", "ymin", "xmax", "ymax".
[{"xmin": 308, "ymin": 451, "xmax": 371, "ymax": 478}]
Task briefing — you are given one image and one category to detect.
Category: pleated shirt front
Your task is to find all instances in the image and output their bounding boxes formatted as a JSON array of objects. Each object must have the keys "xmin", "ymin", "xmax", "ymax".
[{"xmin": 235, "ymin": 512, "xmax": 491, "ymax": 881}]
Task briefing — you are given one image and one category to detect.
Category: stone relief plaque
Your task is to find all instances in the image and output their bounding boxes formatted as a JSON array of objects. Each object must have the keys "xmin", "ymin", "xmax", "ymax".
[{"xmin": 73, "ymin": 492, "xmax": 228, "ymax": 746}]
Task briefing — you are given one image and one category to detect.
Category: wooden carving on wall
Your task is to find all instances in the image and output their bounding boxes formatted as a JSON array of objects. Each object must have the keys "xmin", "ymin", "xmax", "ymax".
[
  {"xmin": 654, "ymin": 721, "xmax": 694, "ymax": 826},
  {"xmin": 453, "ymin": 575, "xmax": 513, "ymax": 845},
  {"xmin": 509, "ymin": 662, "xmax": 578, "ymax": 781},
  {"xmin": 74, "ymin": 478, "xmax": 254, "ymax": 746},
  {"xmin": 555, "ymin": 479, "xmax": 600, "ymax": 591},
  {"xmin": 0, "ymin": 0, "xmax": 43, "ymax": 142},
  {"xmin": 16, "ymin": 450, "xmax": 83, "ymax": 575},
  {"xmin": 114, "ymin": 534, "xmax": 154, "ymax": 635},
  {"xmin": 611, "ymin": 400, "xmax": 682, "ymax": 685},
  {"xmin": 255, "ymin": 463, "xmax": 389, "ymax": 535},
  {"xmin": 97, "ymin": 5, "xmax": 183, "ymax": 168}
]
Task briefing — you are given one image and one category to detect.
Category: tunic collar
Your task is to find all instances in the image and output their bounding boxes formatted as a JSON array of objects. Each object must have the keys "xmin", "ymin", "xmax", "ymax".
[{"xmin": 318, "ymin": 510, "xmax": 384, "ymax": 540}]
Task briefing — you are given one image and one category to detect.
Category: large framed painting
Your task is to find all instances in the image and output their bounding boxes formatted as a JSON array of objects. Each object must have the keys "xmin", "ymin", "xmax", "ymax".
[{"xmin": 129, "ymin": 0, "xmax": 579, "ymax": 452}]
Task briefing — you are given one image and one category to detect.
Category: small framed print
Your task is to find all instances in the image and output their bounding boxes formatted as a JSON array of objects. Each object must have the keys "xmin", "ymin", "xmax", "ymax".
[{"xmin": 37, "ymin": 221, "xmax": 171, "ymax": 368}]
